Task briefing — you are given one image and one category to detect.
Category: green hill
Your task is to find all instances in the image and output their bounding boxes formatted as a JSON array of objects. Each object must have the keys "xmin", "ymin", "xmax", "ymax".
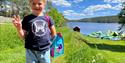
[
  {"xmin": 0, "ymin": 23, "xmax": 125, "ymax": 63},
  {"xmin": 69, "ymin": 15, "xmax": 119, "ymax": 23}
]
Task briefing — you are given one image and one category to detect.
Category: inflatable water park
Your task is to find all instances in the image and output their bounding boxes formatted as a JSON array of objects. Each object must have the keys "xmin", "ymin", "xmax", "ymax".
[{"xmin": 88, "ymin": 30, "xmax": 125, "ymax": 40}]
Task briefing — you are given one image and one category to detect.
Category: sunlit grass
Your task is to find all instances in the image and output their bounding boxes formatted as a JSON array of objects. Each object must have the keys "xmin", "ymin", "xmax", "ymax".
[
  {"xmin": 0, "ymin": 23, "xmax": 125, "ymax": 63},
  {"xmin": 0, "ymin": 23, "xmax": 23, "ymax": 51}
]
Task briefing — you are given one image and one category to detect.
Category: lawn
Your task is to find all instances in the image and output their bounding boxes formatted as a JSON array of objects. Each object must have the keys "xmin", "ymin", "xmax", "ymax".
[{"xmin": 0, "ymin": 23, "xmax": 125, "ymax": 63}]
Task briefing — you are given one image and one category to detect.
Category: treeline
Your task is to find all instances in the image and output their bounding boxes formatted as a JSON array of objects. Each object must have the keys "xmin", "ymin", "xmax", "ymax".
[
  {"xmin": 118, "ymin": 2, "xmax": 125, "ymax": 32},
  {"xmin": 0, "ymin": 0, "xmax": 66, "ymax": 27},
  {"xmin": 69, "ymin": 15, "xmax": 119, "ymax": 23},
  {"xmin": 0, "ymin": 0, "xmax": 30, "ymax": 17},
  {"xmin": 48, "ymin": 8, "xmax": 67, "ymax": 27}
]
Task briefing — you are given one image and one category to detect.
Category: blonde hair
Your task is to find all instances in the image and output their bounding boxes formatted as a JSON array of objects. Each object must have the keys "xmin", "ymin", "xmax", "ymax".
[
  {"xmin": 41, "ymin": 0, "xmax": 46, "ymax": 3},
  {"xmin": 29, "ymin": 0, "xmax": 46, "ymax": 3}
]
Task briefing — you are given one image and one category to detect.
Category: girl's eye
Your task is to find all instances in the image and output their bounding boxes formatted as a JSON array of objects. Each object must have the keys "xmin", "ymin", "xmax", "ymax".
[
  {"xmin": 38, "ymin": 3, "xmax": 42, "ymax": 5},
  {"xmin": 32, "ymin": 3, "xmax": 35, "ymax": 5}
]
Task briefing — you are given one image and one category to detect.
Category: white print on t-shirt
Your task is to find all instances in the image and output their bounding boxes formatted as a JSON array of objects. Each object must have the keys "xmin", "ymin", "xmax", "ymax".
[{"xmin": 32, "ymin": 20, "xmax": 48, "ymax": 37}]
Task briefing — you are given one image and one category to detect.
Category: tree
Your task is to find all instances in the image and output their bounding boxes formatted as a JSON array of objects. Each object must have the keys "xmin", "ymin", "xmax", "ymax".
[
  {"xmin": 118, "ymin": 2, "xmax": 125, "ymax": 33},
  {"xmin": 48, "ymin": 7, "xmax": 66, "ymax": 27},
  {"xmin": 0, "ymin": 0, "xmax": 7, "ymax": 16},
  {"xmin": 10, "ymin": 0, "xmax": 31, "ymax": 18},
  {"xmin": 45, "ymin": 0, "xmax": 67, "ymax": 27},
  {"xmin": 0, "ymin": 0, "xmax": 4, "ymax": 10},
  {"xmin": 0, "ymin": 0, "xmax": 31, "ymax": 17}
]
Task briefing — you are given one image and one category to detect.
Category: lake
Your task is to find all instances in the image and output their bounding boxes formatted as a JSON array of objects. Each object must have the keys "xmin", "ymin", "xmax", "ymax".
[{"xmin": 67, "ymin": 22, "xmax": 122, "ymax": 35}]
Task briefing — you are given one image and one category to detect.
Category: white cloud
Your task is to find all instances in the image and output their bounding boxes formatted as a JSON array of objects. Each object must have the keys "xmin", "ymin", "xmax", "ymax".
[
  {"xmin": 83, "ymin": 4, "xmax": 112, "ymax": 15},
  {"xmin": 112, "ymin": 3, "xmax": 123, "ymax": 10},
  {"xmin": 63, "ymin": 10, "xmax": 85, "ymax": 20},
  {"xmin": 103, "ymin": 0, "xmax": 125, "ymax": 10},
  {"xmin": 63, "ymin": 10, "xmax": 85, "ymax": 16},
  {"xmin": 104, "ymin": 0, "xmax": 125, "ymax": 3},
  {"xmin": 73, "ymin": 0, "xmax": 83, "ymax": 3},
  {"xmin": 63, "ymin": 4, "xmax": 115, "ymax": 19},
  {"xmin": 51, "ymin": 0, "xmax": 71, "ymax": 7},
  {"xmin": 62, "ymin": 3, "xmax": 123, "ymax": 19}
]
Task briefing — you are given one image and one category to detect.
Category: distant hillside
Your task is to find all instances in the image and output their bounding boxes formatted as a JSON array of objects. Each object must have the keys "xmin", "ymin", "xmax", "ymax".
[{"xmin": 69, "ymin": 15, "xmax": 120, "ymax": 23}]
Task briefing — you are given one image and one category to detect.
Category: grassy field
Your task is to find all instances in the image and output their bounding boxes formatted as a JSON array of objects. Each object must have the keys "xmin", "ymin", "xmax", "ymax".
[{"xmin": 0, "ymin": 23, "xmax": 125, "ymax": 63}]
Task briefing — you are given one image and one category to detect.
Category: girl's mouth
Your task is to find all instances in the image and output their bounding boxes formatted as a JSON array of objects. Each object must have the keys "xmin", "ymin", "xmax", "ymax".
[{"xmin": 35, "ymin": 9, "xmax": 40, "ymax": 11}]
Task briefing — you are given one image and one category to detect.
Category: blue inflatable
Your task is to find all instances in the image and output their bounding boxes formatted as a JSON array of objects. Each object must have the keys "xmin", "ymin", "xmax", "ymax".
[{"xmin": 50, "ymin": 33, "xmax": 64, "ymax": 58}]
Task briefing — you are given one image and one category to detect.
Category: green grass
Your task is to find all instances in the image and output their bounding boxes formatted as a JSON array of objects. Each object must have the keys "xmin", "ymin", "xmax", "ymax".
[
  {"xmin": 76, "ymin": 33, "xmax": 125, "ymax": 63},
  {"xmin": 0, "ymin": 23, "xmax": 125, "ymax": 63},
  {"xmin": 0, "ymin": 23, "xmax": 25, "ymax": 63}
]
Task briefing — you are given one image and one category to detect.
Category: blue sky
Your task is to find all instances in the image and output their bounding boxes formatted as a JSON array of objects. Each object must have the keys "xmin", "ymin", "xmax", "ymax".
[{"xmin": 50, "ymin": 0, "xmax": 125, "ymax": 20}]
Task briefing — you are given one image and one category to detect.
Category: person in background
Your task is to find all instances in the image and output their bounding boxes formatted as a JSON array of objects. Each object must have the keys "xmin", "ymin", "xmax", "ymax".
[{"xmin": 73, "ymin": 26, "xmax": 80, "ymax": 32}]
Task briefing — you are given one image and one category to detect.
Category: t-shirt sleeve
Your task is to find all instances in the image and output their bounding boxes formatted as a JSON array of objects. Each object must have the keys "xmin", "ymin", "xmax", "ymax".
[
  {"xmin": 22, "ymin": 17, "xmax": 28, "ymax": 31},
  {"xmin": 49, "ymin": 17, "xmax": 55, "ymax": 27}
]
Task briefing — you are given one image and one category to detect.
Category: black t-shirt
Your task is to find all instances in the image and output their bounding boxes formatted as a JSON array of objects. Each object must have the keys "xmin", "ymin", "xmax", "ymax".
[{"xmin": 22, "ymin": 14, "xmax": 54, "ymax": 51}]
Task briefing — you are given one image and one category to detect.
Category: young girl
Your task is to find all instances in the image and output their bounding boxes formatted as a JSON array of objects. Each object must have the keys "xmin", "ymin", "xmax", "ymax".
[{"xmin": 12, "ymin": 0, "xmax": 56, "ymax": 63}]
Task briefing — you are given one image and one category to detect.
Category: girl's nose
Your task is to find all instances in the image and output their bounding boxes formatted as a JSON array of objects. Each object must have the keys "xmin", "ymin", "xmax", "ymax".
[{"xmin": 35, "ymin": 4, "xmax": 39, "ymax": 8}]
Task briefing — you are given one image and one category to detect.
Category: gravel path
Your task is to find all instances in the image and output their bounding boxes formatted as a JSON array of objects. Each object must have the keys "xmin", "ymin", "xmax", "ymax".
[{"xmin": 0, "ymin": 16, "xmax": 12, "ymax": 23}]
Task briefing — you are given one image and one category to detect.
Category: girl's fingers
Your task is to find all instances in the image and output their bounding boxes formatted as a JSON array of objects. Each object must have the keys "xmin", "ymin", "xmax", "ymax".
[
  {"xmin": 12, "ymin": 15, "xmax": 20, "ymax": 21},
  {"xmin": 13, "ymin": 15, "xmax": 16, "ymax": 19},
  {"xmin": 12, "ymin": 21, "xmax": 17, "ymax": 26},
  {"xmin": 12, "ymin": 15, "xmax": 21, "ymax": 28},
  {"xmin": 12, "ymin": 15, "xmax": 17, "ymax": 22},
  {"xmin": 12, "ymin": 16, "xmax": 16, "ymax": 20},
  {"xmin": 12, "ymin": 19, "xmax": 18, "ymax": 24},
  {"xmin": 12, "ymin": 19, "xmax": 16, "ymax": 23},
  {"xmin": 12, "ymin": 21, "xmax": 17, "ymax": 25},
  {"xmin": 17, "ymin": 15, "xmax": 21, "ymax": 21}
]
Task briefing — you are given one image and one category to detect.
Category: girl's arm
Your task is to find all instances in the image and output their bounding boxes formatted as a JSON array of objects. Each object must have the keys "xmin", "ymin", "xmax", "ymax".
[
  {"xmin": 12, "ymin": 15, "xmax": 25, "ymax": 40},
  {"xmin": 50, "ymin": 25, "xmax": 57, "ymax": 38},
  {"xmin": 16, "ymin": 29, "xmax": 26, "ymax": 40}
]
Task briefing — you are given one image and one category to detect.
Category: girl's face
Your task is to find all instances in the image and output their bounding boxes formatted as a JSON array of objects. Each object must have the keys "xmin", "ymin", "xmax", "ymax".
[{"xmin": 30, "ymin": 0, "xmax": 46, "ymax": 15}]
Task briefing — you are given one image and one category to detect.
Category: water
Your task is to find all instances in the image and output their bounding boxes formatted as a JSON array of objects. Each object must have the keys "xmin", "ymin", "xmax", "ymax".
[{"xmin": 67, "ymin": 22, "xmax": 121, "ymax": 35}]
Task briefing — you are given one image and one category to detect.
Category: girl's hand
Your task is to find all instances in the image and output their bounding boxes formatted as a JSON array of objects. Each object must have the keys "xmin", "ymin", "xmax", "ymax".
[{"xmin": 12, "ymin": 15, "xmax": 22, "ymax": 30}]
